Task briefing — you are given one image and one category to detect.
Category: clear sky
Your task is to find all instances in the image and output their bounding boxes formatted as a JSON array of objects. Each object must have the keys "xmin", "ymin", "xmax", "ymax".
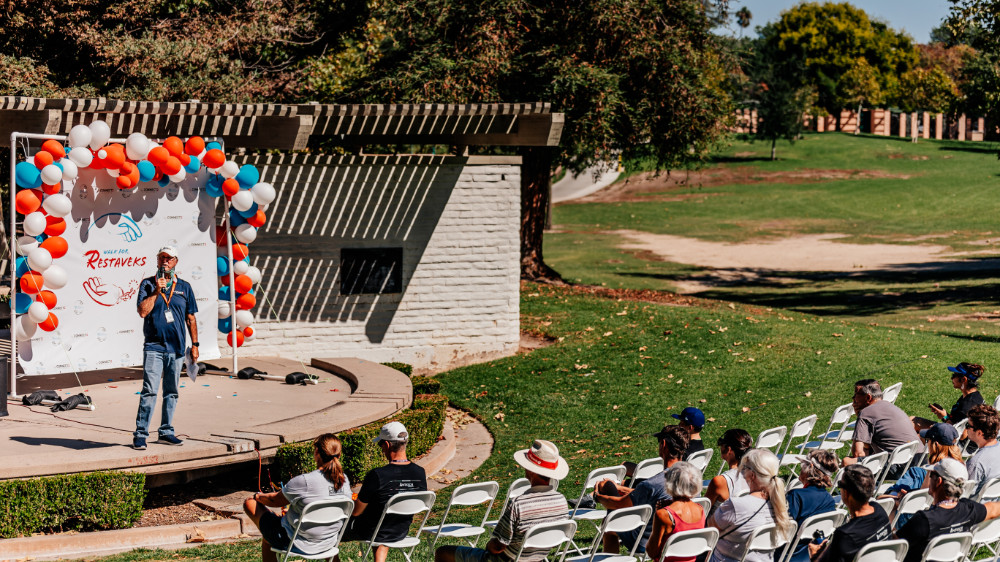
[{"xmin": 717, "ymin": 0, "xmax": 952, "ymax": 43}]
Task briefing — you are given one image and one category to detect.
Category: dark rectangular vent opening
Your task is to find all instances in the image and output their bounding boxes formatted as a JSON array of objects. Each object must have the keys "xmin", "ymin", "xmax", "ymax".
[{"xmin": 340, "ymin": 248, "xmax": 403, "ymax": 295}]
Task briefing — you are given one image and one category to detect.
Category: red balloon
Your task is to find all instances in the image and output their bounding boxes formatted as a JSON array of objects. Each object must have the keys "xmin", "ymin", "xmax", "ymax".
[
  {"xmin": 41, "ymin": 139, "xmax": 66, "ymax": 160},
  {"xmin": 243, "ymin": 326, "xmax": 254, "ymax": 338},
  {"xmin": 237, "ymin": 292, "xmax": 256, "ymax": 310},
  {"xmin": 36, "ymin": 290, "xmax": 57, "ymax": 309},
  {"xmin": 179, "ymin": 154, "xmax": 191, "ymax": 167},
  {"xmin": 38, "ymin": 312, "xmax": 58, "ymax": 332},
  {"xmin": 232, "ymin": 243, "xmax": 249, "ymax": 261},
  {"xmin": 246, "ymin": 210, "xmax": 266, "ymax": 228},
  {"xmin": 44, "ymin": 215, "xmax": 66, "ymax": 236},
  {"xmin": 163, "ymin": 136, "xmax": 184, "ymax": 157},
  {"xmin": 162, "ymin": 156, "xmax": 182, "ymax": 176},
  {"xmin": 222, "ymin": 179, "xmax": 240, "ymax": 197},
  {"xmin": 33, "ymin": 151, "xmax": 54, "ymax": 169},
  {"xmin": 148, "ymin": 146, "xmax": 170, "ymax": 168},
  {"xmin": 20, "ymin": 272, "xmax": 45, "ymax": 294},
  {"xmin": 39, "ymin": 236, "xmax": 67, "ymax": 259},
  {"xmin": 116, "ymin": 175, "xmax": 134, "ymax": 189},
  {"xmin": 203, "ymin": 149, "xmax": 225, "ymax": 169},
  {"xmin": 227, "ymin": 330, "xmax": 245, "ymax": 347},
  {"xmin": 15, "ymin": 189, "xmax": 44, "ymax": 215},
  {"xmin": 103, "ymin": 144, "xmax": 126, "ymax": 169},
  {"xmin": 215, "ymin": 225, "xmax": 229, "ymax": 247},
  {"xmin": 234, "ymin": 274, "xmax": 252, "ymax": 294},
  {"xmin": 41, "ymin": 183, "xmax": 61, "ymax": 195},
  {"xmin": 88, "ymin": 149, "xmax": 106, "ymax": 170},
  {"xmin": 220, "ymin": 274, "xmax": 230, "ymax": 286},
  {"xmin": 185, "ymin": 136, "xmax": 205, "ymax": 156}
]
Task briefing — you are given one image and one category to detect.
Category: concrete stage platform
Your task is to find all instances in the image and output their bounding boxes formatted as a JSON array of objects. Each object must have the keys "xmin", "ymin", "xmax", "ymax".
[{"xmin": 0, "ymin": 357, "xmax": 412, "ymax": 483}]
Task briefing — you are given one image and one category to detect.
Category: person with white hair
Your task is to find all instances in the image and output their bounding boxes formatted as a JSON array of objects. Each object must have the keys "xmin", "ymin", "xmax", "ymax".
[
  {"xmin": 708, "ymin": 449, "xmax": 795, "ymax": 562},
  {"xmin": 645, "ymin": 461, "xmax": 705, "ymax": 562}
]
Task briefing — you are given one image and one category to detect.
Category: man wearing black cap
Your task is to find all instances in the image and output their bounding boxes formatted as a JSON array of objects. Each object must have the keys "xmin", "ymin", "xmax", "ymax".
[{"xmin": 673, "ymin": 406, "xmax": 705, "ymax": 459}]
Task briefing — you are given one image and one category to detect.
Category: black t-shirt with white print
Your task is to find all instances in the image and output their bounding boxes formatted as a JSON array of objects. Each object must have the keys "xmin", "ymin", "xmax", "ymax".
[{"xmin": 897, "ymin": 498, "xmax": 987, "ymax": 562}]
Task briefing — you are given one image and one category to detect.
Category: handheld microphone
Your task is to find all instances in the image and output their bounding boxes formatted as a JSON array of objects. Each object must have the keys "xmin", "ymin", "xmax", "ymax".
[{"xmin": 157, "ymin": 267, "xmax": 167, "ymax": 293}]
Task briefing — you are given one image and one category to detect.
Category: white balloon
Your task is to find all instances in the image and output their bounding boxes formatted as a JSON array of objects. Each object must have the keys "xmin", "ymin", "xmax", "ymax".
[
  {"xmin": 42, "ymin": 193, "xmax": 72, "ymax": 217},
  {"xmin": 28, "ymin": 301, "xmax": 49, "ymax": 323},
  {"xmin": 42, "ymin": 264, "xmax": 67, "ymax": 289},
  {"xmin": 60, "ymin": 159, "xmax": 78, "ymax": 181},
  {"xmin": 40, "ymin": 164, "xmax": 62, "ymax": 185},
  {"xmin": 168, "ymin": 168, "xmax": 186, "ymax": 183},
  {"xmin": 244, "ymin": 328, "xmax": 256, "ymax": 342},
  {"xmin": 27, "ymin": 248, "xmax": 52, "ymax": 271},
  {"xmin": 16, "ymin": 236, "xmax": 39, "ymax": 256},
  {"xmin": 23, "ymin": 212, "xmax": 46, "ymax": 236},
  {"xmin": 235, "ymin": 309, "xmax": 255, "ymax": 328},
  {"xmin": 125, "ymin": 133, "xmax": 150, "ymax": 161},
  {"xmin": 220, "ymin": 161, "xmax": 240, "ymax": 179},
  {"xmin": 231, "ymin": 190, "xmax": 254, "ymax": 212},
  {"xmin": 234, "ymin": 223, "xmax": 257, "ymax": 244},
  {"xmin": 246, "ymin": 265, "xmax": 262, "ymax": 284},
  {"xmin": 16, "ymin": 315, "xmax": 37, "ymax": 341},
  {"xmin": 233, "ymin": 260, "xmax": 250, "ymax": 275},
  {"xmin": 251, "ymin": 182, "xmax": 276, "ymax": 205},
  {"xmin": 68, "ymin": 124, "xmax": 93, "ymax": 149},
  {"xmin": 88, "ymin": 120, "xmax": 111, "ymax": 150},
  {"xmin": 68, "ymin": 146, "xmax": 93, "ymax": 168},
  {"xmin": 218, "ymin": 301, "xmax": 232, "ymax": 319}
]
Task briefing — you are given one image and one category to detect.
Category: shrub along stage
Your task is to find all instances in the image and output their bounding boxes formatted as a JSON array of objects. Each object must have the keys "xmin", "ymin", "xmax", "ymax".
[{"xmin": 0, "ymin": 471, "xmax": 145, "ymax": 538}]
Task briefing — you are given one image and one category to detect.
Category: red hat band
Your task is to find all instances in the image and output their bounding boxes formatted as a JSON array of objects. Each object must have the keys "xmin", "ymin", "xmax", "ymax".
[{"xmin": 526, "ymin": 449, "xmax": 558, "ymax": 470}]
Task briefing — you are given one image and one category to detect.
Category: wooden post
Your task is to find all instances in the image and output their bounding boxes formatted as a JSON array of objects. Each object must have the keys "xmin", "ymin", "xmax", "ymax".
[
  {"xmin": 922, "ymin": 112, "xmax": 931, "ymax": 139},
  {"xmin": 958, "ymin": 113, "xmax": 967, "ymax": 140},
  {"xmin": 910, "ymin": 112, "xmax": 919, "ymax": 142},
  {"xmin": 899, "ymin": 113, "xmax": 907, "ymax": 138},
  {"xmin": 935, "ymin": 114, "xmax": 944, "ymax": 140}
]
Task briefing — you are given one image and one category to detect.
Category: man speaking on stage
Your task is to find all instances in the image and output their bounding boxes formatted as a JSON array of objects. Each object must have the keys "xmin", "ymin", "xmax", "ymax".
[{"xmin": 132, "ymin": 246, "xmax": 199, "ymax": 450}]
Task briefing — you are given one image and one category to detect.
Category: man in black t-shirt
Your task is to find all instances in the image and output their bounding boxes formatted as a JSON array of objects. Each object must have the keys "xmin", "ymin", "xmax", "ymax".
[
  {"xmin": 811, "ymin": 464, "xmax": 891, "ymax": 562},
  {"xmin": 338, "ymin": 421, "xmax": 427, "ymax": 562},
  {"xmin": 896, "ymin": 457, "xmax": 1000, "ymax": 562}
]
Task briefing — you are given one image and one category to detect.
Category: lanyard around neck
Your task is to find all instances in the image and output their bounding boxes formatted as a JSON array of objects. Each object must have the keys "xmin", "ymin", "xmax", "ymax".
[{"xmin": 158, "ymin": 279, "xmax": 177, "ymax": 306}]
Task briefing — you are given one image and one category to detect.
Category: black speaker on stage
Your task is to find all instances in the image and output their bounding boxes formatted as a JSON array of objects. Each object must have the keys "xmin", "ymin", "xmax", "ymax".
[{"xmin": 0, "ymin": 360, "xmax": 8, "ymax": 418}]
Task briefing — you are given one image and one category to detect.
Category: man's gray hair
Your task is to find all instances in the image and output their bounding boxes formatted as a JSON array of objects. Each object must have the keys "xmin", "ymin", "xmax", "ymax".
[
  {"xmin": 855, "ymin": 379, "xmax": 883, "ymax": 400},
  {"xmin": 939, "ymin": 479, "xmax": 963, "ymax": 500},
  {"xmin": 663, "ymin": 461, "xmax": 702, "ymax": 500}
]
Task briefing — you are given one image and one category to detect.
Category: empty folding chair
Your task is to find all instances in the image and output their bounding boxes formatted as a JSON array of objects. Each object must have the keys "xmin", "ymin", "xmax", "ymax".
[
  {"xmin": 994, "ymin": 394, "xmax": 1000, "ymax": 410},
  {"xmin": 686, "ymin": 449, "xmax": 713, "ymax": 474},
  {"xmin": 974, "ymin": 476, "xmax": 1000, "ymax": 502},
  {"xmin": 510, "ymin": 519, "xmax": 578, "ymax": 562},
  {"xmin": 565, "ymin": 505, "xmax": 652, "ymax": 562},
  {"xmin": 626, "ymin": 457, "xmax": 664, "ymax": 487},
  {"xmin": 921, "ymin": 531, "xmax": 972, "ymax": 562},
  {"xmin": 737, "ymin": 521, "xmax": 797, "ymax": 562},
  {"xmin": 270, "ymin": 497, "xmax": 354, "ymax": 562},
  {"xmin": 874, "ymin": 496, "xmax": 895, "ymax": 517},
  {"xmin": 801, "ymin": 403, "xmax": 855, "ymax": 452},
  {"xmin": 756, "ymin": 426, "xmax": 789, "ymax": 455},
  {"xmin": 361, "ymin": 490, "xmax": 436, "ymax": 562},
  {"xmin": 852, "ymin": 539, "xmax": 908, "ymax": 562},
  {"xmin": 421, "ymin": 481, "xmax": 500, "ymax": 550},
  {"xmin": 777, "ymin": 510, "xmax": 846, "ymax": 562},
  {"xmin": 970, "ymin": 516, "xmax": 1000, "ymax": 560},
  {"xmin": 953, "ymin": 418, "xmax": 973, "ymax": 458},
  {"xmin": 567, "ymin": 465, "xmax": 627, "ymax": 554},
  {"xmin": 778, "ymin": 415, "xmax": 819, "ymax": 469},
  {"xmin": 874, "ymin": 441, "xmax": 921, "ymax": 493},
  {"xmin": 883, "ymin": 382, "xmax": 903, "ymax": 404},
  {"xmin": 890, "ymin": 489, "xmax": 931, "ymax": 530},
  {"xmin": 486, "ymin": 478, "xmax": 531, "ymax": 529},
  {"xmin": 693, "ymin": 496, "xmax": 711, "ymax": 519},
  {"xmin": 655, "ymin": 527, "xmax": 720, "ymax": 562},
  {"xmin": 786, "ymin": 478, "xmax": 804, "ymax": 492}
]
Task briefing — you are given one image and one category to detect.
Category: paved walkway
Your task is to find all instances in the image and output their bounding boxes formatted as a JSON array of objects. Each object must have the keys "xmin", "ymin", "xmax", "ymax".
[{"xmin": 552, "ymin": 162, "xmax": 620, "ymax": 203}]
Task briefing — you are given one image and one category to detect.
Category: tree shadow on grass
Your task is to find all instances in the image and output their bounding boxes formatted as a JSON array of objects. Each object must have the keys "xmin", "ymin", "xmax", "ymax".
[
  {"xmin": 937, "ymin": 144, "xmax": 1000, "ymax": 155},
  {"xmin": 710, "ymin": 155, "xmax": 774, "ymax": 164}
]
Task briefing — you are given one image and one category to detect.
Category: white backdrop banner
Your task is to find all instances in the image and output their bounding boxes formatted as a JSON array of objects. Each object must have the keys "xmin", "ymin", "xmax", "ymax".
[{"xmin": 17, "ymin": 168, "xmax": 221, "ymax": 375}]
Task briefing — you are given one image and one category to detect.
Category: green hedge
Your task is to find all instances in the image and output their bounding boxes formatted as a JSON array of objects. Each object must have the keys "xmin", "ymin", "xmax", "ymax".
[
  {"xmin": 412, "ymin": 376, "xmax": 441, "ymax": 397},
  {"xmin": 0, "ymin": 471, "xmax": 145, "ymax": 538},
  {"xmin": 276, "ymin": 393, "xmax": 449, "ymax": 485},
  {"xmin": 381, "ymin": 362, "xmax": 413, "ymax": 376}
]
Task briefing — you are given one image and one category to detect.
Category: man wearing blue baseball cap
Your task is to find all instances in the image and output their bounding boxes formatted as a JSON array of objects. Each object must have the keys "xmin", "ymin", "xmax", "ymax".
[{"xmin": 673, "ymin": 406, "xmax": 705, "ymax": 459}]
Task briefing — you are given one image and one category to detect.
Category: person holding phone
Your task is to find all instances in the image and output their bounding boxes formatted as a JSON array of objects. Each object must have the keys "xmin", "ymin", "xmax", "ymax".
[
  {"xmin": 132, "ymin": 246, "xmax": 199, "ymax": 450},
  {"xmin": 912, "ymin": 363, "xmax": 985, "ymax": 435}
]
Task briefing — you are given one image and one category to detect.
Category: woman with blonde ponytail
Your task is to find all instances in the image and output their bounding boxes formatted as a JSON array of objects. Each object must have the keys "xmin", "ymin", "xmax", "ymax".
[
  {"xmin": 243, "ymin": 433, "xmax": 352, "ymax": 562},
  {"xmin": 708, "ymin": 449, "xmax": 794, "ymax": 562}
]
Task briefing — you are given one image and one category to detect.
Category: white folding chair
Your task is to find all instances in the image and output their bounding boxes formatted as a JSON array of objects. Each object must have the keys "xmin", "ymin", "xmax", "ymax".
[
  {"xmin": 953, "ymin": 418, "xmax": 973, "ymax": 457},
  {"xmin": 778, "ymin": 415, "xmax": 818, "ymax": 466},
  {"xmin": 994, "ymin": 394, "xmax": 1000, "ymax": 411},
  {"xmin": 974, "ymin": 477, "xmax": 1000, "ymax": 502},
  {"xmin": 362, "ymin": 490, "xmax": 436, "ymax": 562},
  {"xmin": 486, "ymin": 478, "xmax": 531, "ymax": 529},
  {"xmin": 693, "ymin": 496, "xmax": 711, "ymax": 520},
  {"xmin": 421, "ymin": 481, "xmax": 499, "ymax": 550},
  {"xmin": 801, "ymin": 403, "xmax": 854, "ymax": 451},
  {"xmin": 568, "ymin": 465, "xmax": 627, "ymax": 554},
  {"xmin": 777, "ymin": 510, "xmax": 846, "ymax": 562},
  {"xmin": 737, "ymin": 521, "xmax": 797, "ymax": 562},
  {"xmin": 874, "ymin": 496, "xmax": 896, "ymax": 517},
  {"xmin": 922, "ymin": 531, "xmax": 972, "ymax": 562},
  {"xmin": 510, "ymin": 519, "xmax": 577, "ymax": 562},
  {"xmin": 686, "ymin": 449, "xmax": 713, "ymax": 474},
  {"xmin": 875, "ymin": 441, "xmax": 921, "ymax": 493},
  {"xmin": 627, "ymin": 457, "xmax": 664, "ymax": 487},
  {"xmin": 271, "ymin": 497, "xmax": 354, "ymax": 562},
  {"xmin": 756, "ymin": 426, "xmax": 789, "ymax": 454},
  {"xmin": 962, "ymin": 480, "xmax": 979, "ymax": 499},
  {"xmin": 890, "ymin": 488, "xmax": 931, "ymax": 529},
  {"xmin": 883, "ymin": 382, "xmax": 903, "ymax": 404},
  {"xmin": 970, "ymin": 516, "xmax": 1000, "ymax": 560},
  {"xmin": 654, "ymin": 527, "xmax": 719, "ymax": 562},
  {"xmin": 852, "ymin": 539, "xmax": 908, "ymax": 562},
  {"xmin": 565, "ymin": 505, "xmax": 652, "ymax": 562},
  {"xmin": 786, "ymin": 478, "xmax": 803, "ymax": 492}
]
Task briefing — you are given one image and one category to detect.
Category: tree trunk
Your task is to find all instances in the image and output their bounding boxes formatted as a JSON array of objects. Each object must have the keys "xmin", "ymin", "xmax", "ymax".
[
  {"xmin": 770, "ymin": 138, "xmax": 777, "ymax": 161},
  {"xmin": 520, "ymin": 147, "xmax": 564, "ymax": 283}
]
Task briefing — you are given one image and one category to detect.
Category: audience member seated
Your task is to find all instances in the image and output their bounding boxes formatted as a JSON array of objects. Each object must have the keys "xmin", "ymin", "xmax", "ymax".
[
  {"xmin": 338, "ymin": 422, "xmax": 427, "ymax": 562},
  {"xmin": 880, "ymin": 422, "xmax": 961, "ymax": 527},
  {"xmin": 705, "ymin": 429, "xmax": 753, "ymax": 515},
  {"xmin": 912, "ymin": 363, "xmax": 984, "ymax": 433},
  {"xmin": 242, "ymin": 434, "xmax": 352, "ymax": 562},
  {"xmin": 896, "ymin": 457, "xmax": 1000, "ymax": 562},
  {"xmin": 808, "ymin": 465, "xmax": 891, "ymax": 562},
  {"xmin": 966, "ymin": 404, "xmax": 1000, "ymax": 498},
  {"xmin": 673, "ymin": 407, "xmax": 706, "ymax": 459},
  {"xmin": 784, "ymin": 451, "xmax": 838, "ymax": 562},
  {"xmin": 645, "ymin": 461, "xmax": 706, "ymax": 562},
  {"xmin": 594, "ymin": 425, "xmax": 689, "ymax": 555},
  {"xmin": 435, "ymin": 439, "xmax": 569, "ymax": 562},
  {"xmin": 708, "ymin": 449, "xmax": 795, "ymax": 562},
  {"xmin": 842, "ymin": 379, "xmax": 923, "ymax": 478}
]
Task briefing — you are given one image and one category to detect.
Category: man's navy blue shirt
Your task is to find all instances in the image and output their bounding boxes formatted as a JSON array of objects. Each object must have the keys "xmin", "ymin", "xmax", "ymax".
[{"xmin": 138, "ymin": 276, "xmax": 198, "ymax": 356}]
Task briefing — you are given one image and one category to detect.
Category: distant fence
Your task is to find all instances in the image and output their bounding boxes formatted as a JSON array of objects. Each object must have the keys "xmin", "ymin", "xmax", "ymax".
[{"xmin": 734, "ymin": 108, "xmax": 987, "ymax": 142}]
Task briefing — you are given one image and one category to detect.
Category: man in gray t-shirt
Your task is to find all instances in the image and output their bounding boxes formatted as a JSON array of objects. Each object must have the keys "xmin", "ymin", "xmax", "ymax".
[
  {"xmin": 843, "ymin": 379, "xmax": 923, "ymax": 472},
  {"xmin": 966, "ymin": 404, "xmax": 1000, "ymax": 498}
]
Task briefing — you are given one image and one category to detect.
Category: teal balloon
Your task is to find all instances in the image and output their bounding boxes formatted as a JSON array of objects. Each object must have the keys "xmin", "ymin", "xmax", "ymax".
[
  {"xmin": 235, "ymin": 165, "xmax": 260, "ymax": 189},
  {"xmin": 15, "ymin": 162, "xmax": 40, "ymax": 189},
  {"xmin": 218, "ymin": 317, "xmax": 232, "ymax": 332},
  {"xmin": 184, "ymin": 155, "xmax": 201, "ymax": 174},
  {"xmin": 217, "ymin": 256, "xmax": 230, "ymax": 277},
  {"xmin": 15, "ymin": 256, "xmax": 28, "ymax": 278},
  {"xmin": 137, "ymin": 160, "xmax": 156, "ymax": 182},
  {"xmin": 206, "ymin": 141, "xmax": 223, "ymax": 151},
  {"xmin": 206, "ymin": 174, "xmax": 224, "ymax": 197},
  {"xmin": 219, "ymin": 286, "xmax": 231, "ymax": 300},
  {"xmin": 13, "ymin": 293, "xmax": 31, "ymax": 314},
  {"xmin": 237, "ymin": 202, "xmax": 258, "ymax": 218}
]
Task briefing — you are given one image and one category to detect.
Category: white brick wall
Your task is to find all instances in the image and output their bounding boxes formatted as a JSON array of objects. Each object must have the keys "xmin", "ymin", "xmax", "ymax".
[{"xmin": 223, "ymin": 154, "xmax": 521, "ymax": 373}]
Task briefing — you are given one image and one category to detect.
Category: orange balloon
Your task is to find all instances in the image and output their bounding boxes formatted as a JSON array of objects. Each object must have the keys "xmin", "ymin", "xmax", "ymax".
[
  {"xmin": 116, "ymin": 175, "xmax": 134, "ymax": 189},
  {"xmin": 121, "ymin": 161, "xmax": 136, "ymax": 176},
  {"xmin": 41, "ymin": 140, "xmax": 66, "ymax": 160},
  {"xmin": 15, "ymin": 189, "xmax": 44, "ymax": 215},
  {"xmin": 227, "ymin": 330, "xmax": 245, "ymax": 347},
  {"xmin": 163, "ymin": 136, "xmax": 184, "ymax": 157},
  {"xmin": 36, "ymin": 290, "xmax": 57, "ymax": 309},
  {"xmin": 222, "ymin": 178, "xmax": 240, "ymax": 197},
  {"xmin": 38, "ymin": 312, "xmax": 58, "ymax": 332},
  {"xmin": 41, "ymin": 183, "xmax": 61, "ymax": 195},
  {"xmin": 232, "ymin": 243, "xmax": 249, "ymax": 261},
  {"xmin": 185, "ymin": 136, "xmax": 205, "ymax": 156},
  {"xmin": 39, "ymin": 236, "xmax": 67, "ymax": 259},
  {"xmin": 34, "ymin": 151, "xmax": 54, "ymax": 169},
  {"xmin": 162, "ymin": 156, "xmax": 182, "ymax": 175},
  {"xmin": 203, "ymin": 149, "xmax": 225, "ymax": 169},
  {"xmin": 45, "ymin": 215, "xmax": 66, "ymax": 236},
  {"xmin": 236, "ymin": 292, "xmax": 256, "ymax": 310},
  {"xmin": 234, "ymin": 274, "xmax": 252, "ymax": 294},
  {"xmin": 128, "ymin": 166, "xmax": 140, "ymax": 185},
  {"xmin": 243, "ymin": 326, "xmax": 254, "ymax": 337},
  {"xmin": 148, "ymin": 146, "xmax": 170, "ymax": 167},
  {"xmin": 20, "ymin": 272, "xmax": 45, "ymax": 294},
  {"xmin": 246, "ymin": 210, "xmax": 266, "ymax": 228},
  {"xmin": 179, "ymin": 153, "xmax": 191, "ymax": 167},
  {"xmin": 103, "ymin": 144, "xmax": 126, "ymax": 169}
]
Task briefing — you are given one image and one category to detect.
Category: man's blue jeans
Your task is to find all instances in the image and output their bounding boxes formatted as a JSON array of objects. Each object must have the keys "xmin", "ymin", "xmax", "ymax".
[{"xmin": 134, "ymin": 350, "xmax": 182, "ymax": 439}]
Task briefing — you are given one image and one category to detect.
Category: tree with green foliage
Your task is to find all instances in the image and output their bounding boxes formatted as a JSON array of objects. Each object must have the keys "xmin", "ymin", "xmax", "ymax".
[
  {"xmin": 344, "ymin": 0, "xmax": 734, "ymax": 281},
  {"xmin": 892, "ymin": 67, "xmax": 958, "ymax": 113},
  {"xmin": 945, "ymin": 0, "xmax": 1000, "ymax": 124}
]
